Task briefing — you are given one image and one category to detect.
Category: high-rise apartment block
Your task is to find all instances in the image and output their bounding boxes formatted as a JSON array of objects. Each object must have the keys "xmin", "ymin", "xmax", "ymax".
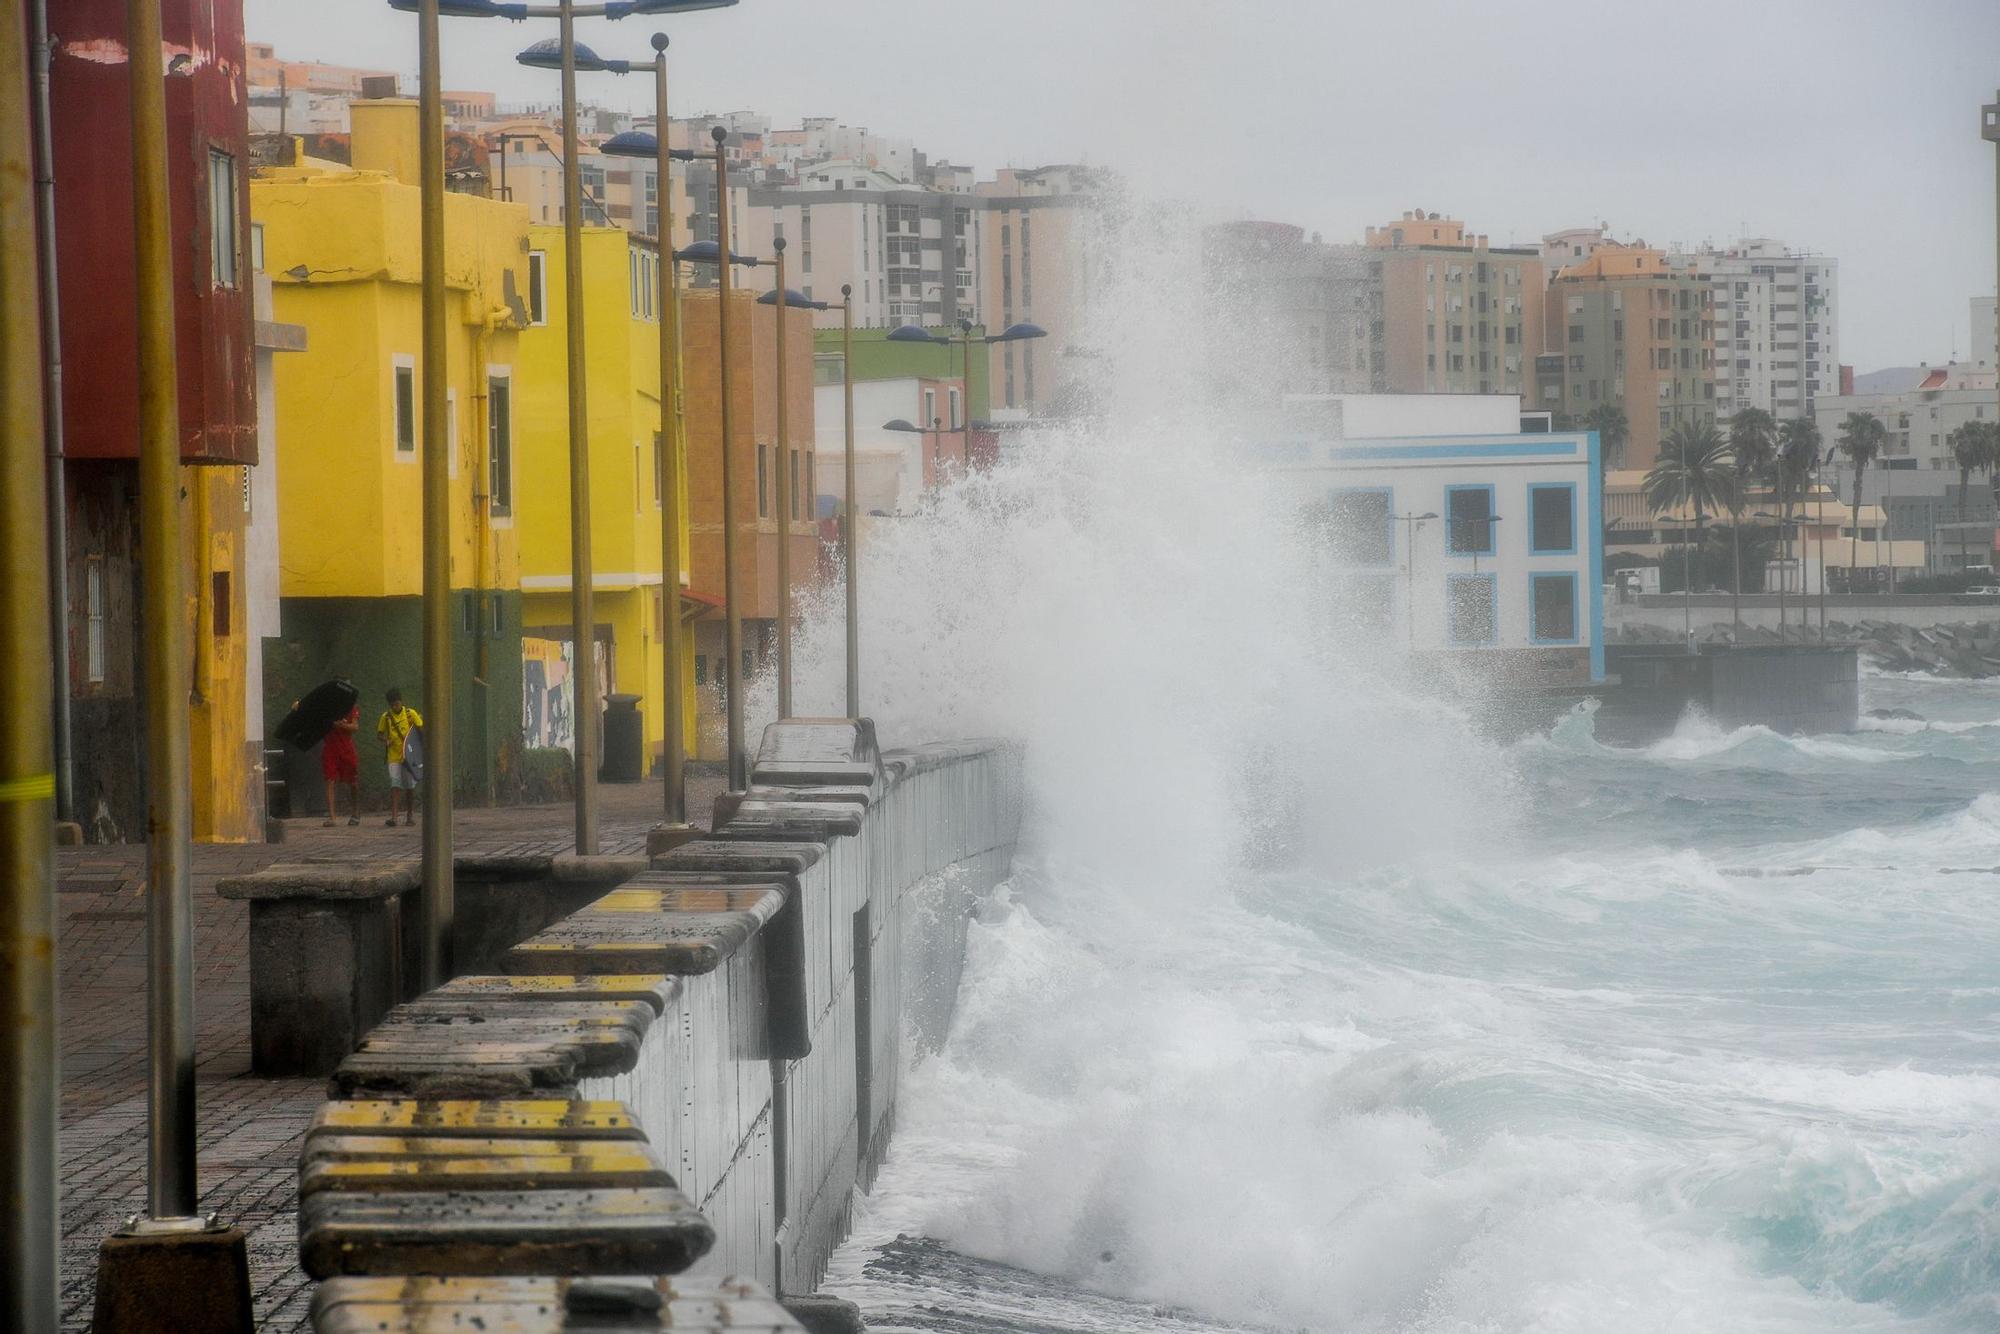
[
  {"xmin": 1539, "ymin": 243, "xmax": 1714, "ymax": 469},
  {"xmin": 1669, "ymin": 238, "xmax": 1838, "ymax": 422},
  {"xmin": 1203, "ymin": 221, "xmax": 1384, "ymax": 400},
  {"xmin": 1365, "ymin": 211, "xmax": 1544, "ymax": 397}
]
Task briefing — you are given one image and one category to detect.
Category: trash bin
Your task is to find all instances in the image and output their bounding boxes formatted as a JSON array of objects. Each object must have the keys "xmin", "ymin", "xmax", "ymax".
[{"xmin": 599, "ymin": 692, "xmax": 645, "ymax": 783}]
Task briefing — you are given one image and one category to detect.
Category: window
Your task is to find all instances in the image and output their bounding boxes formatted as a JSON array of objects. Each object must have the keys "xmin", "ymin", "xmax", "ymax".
[
  {"xmin": 757, "ymin": 444, "xmax": 768, "ymax": 517},
  {"xmin": 393, "ymin": 360, "xmax": 416, "ymax": 455},
  {"xmin": 85, "ymin": 559, "xmax": 105, "ymax": 684},
  {"xmin": 653, "ymin": 432, "xmax": 665, "ymax": 508},
  {"xmin": 1446, "ymin": 574, "xmax": 1497, "ymax": 645},
  {"xmin": 249, "ymin": 222, "xmax": 265, "ymax": 274},
  {"xmin": 949, "ymin": 387, "xmax": 962, "ymax": 431},
  {"xmin": 789, "ymin": 448, "xmax": 800, "ymax": 520},
  {"xmin": 1530, "ymin": 484, "xmax": 1576, "ymax": 555},
  {"xmin": 527, "ymin": 251, "xmax": 548, "ymax": 325},
  {"xmin": 923, "ymin": 388, "xmax": 937, "ymax": 429},
  {"xmin": 487, "ymin": 371, "xmax": 513, "ymax": 515},
  {"xmin": 1446, "ymin": 486, "xmax": 1495, "ymax": 555},
  {"xmin": 1327, "ymin": 489, "xmax": 1393, "ymax": 567},
  {"xmin": 1531, "ymin": 573, "xmax": 1578, "ymax": 643},
  {"xmin": 208, "ymin": 149, "xmax": 238, "ymax": 289}
]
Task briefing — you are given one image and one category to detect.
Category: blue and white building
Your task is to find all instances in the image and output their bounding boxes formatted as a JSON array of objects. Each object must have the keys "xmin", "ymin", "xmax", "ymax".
[{"xmin": 1271, "ymin": 395, "xmax": 1604, "ymax": 684}]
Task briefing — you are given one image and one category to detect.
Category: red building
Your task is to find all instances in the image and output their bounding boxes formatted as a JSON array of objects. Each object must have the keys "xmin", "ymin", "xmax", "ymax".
[{"xmin": 43, "ymin": 0, "xmax": 253, "ymax": 836}]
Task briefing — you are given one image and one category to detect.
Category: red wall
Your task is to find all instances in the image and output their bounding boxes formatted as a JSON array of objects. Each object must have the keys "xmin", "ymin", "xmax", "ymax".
[{"xmin": 49, "ymin": 0, "xmax": 255, "ymax": 464}]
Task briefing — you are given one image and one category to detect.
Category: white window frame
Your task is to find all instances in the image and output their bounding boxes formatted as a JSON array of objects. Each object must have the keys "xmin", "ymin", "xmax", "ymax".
[
  {"xmin": 392, "ymin": 354, "xmax": 417, "ymax": 460},
  {"xmin": 527, "ymin": 251, "xmax": 548, "ymax": 326},
  {"xmin": 85, "ymin": 559, "xmax": 105, "ymax": 684},
  {"xmin": 208, "ymin": 148, "xmax": 239, "ymax": 290},
  {"xmin": 486, "ymin": 364, "xmax": 514, "ymax": 523}
]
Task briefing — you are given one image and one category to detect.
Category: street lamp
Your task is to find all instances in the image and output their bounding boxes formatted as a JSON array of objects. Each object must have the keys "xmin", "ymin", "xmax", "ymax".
[
  {"xmin": 883, "ymin": 416, "xmax": 949, "ymax": 496},
  {"xmin": 673, "ymin": 125, "xmax": 761, "ymax": 790},
  {"xmin": 1397, "ymin": 511, "xmax": 1437, "ymax": 649},
  {"xmin": 887, "ymin": 319, "xmax": 1047, "ymax": 476},
  {"xmin": 757, "ymin": 269, "xmax": 828, "ymax": 719},
  {"xmin": 1755, "ymin": 511, "xmax": 1803, "ymax": 643},
  {"xmin": 840, "ymin": 284, "xmax": 858, "ymax": 718},
  {"xmin": 598, "ymin": 39, "xmax": 704, "ymax": 842}
]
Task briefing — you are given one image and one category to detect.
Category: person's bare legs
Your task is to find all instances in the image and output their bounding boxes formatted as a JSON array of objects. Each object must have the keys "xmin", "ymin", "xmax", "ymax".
[
  {"xmin": 323, "ymin": 779, "xmax": 337, "ymax": 826},
  {"xmin": 386, "ymin": 785, "xmax": 402, "ymax": 826}
]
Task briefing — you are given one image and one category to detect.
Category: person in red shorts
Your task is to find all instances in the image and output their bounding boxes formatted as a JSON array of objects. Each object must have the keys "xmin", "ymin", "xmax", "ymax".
[{"xmin": 320, "ymin": 694, "xmax": 362, "ymax": 827}]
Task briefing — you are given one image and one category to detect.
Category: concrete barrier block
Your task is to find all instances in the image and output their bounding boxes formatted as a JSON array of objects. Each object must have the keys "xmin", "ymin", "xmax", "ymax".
[
  {"xmin": 305, "ymin": 1099, "xmax": 647, "ymax": 1144},
  {"xmin": 752, "ymin": 718, "xmax": 883, "ymax": 790},
  {"xmin": 503, "ymin": 887, "xmax": 783, "ymax": 979},
  {"xmin": 298, "ymin": 1184, "xmax": 715, "ymax": 1279},
  {"xmin": 300, "ymin": 1145, "xmax": 674, "ymax": 1196},
  {"xmin": 429, "ymin": 973, "xmax": 682, "ymax": 1014},
  {"xmin": 309, "ymin": 1274, "xmax": 803, "ymax": 1333}
]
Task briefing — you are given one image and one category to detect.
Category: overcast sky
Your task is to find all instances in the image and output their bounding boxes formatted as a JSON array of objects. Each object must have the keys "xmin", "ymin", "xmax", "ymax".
[{"xmin": 249, "ymin": 0, "xmax": 2000, "ymax": 372}]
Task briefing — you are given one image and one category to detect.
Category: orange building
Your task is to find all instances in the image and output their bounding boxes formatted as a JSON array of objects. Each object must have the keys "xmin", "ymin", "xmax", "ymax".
[
  {"xmin": 1539, "ymin": 242, "xmax": 1715, "ymax": 470},
  {"xmin": 680, "ymin": 289, "xmax": 819, "ymax": 758},
  {"xmin": 1365, "ymin": 210, "xmax": 1543, "ymax": 397}
]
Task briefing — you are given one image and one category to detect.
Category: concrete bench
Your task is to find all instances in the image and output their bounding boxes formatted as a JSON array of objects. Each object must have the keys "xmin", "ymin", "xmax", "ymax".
[
  {"xmin": 218, "ymin": 855, "xmax": 651, "ymax": 1076},
  {"xmin": 330, "ymin": 993, "xmax": 659, "ymax": 1099},
  {"xmin": 305, "ymin": 1098, "xmax": 649, "ymax": 1145},
  {"xmin": 310, "ymin": 1274, "xmax": 803, "ymax": 1333}
]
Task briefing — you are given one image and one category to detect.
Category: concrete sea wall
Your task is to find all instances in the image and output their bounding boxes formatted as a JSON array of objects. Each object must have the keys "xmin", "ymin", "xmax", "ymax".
[{"xmin": 293, "ymin": 723, "xmax": 1022, "ymax": 1327}]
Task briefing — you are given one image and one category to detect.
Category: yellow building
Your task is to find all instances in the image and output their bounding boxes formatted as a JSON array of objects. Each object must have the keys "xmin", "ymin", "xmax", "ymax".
[
  {"xmin": 514, "ymin": 222, "xmax": 697, "ymax": 774},
  {"xmin": 251, "ymin": 97, "xmax": 531, "ymax": 810}
]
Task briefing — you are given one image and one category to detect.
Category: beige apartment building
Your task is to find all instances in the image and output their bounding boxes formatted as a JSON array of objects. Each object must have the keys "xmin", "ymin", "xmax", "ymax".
[
  {"xmin": 1365, "ymin": 211, "xmax": 1544, "ymax": 397},
  {"xmin": 1538, "ymin": 242, "xmax": 1715, "ymax": 470}
]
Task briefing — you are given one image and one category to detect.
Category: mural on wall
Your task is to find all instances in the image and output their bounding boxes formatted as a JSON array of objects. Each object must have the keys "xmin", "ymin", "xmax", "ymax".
[{"xmin": 521, "ymin": 636, "xmax": 609, "ymax": 753}]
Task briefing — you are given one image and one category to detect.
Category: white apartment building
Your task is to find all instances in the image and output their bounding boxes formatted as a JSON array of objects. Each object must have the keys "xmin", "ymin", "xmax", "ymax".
[
  {"xmin": 1670, "ymin": 238, "xmax": 1839, "ymax": 423},
  {"xmin": 1814, "ymin": 361, "xmax": 2000, "ymax": 472}
]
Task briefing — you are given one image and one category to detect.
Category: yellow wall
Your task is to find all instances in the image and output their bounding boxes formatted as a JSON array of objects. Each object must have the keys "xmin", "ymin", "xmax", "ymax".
[
  {"xmin": 515, "ymin": 223, "xmax": 695, "ymax": 763},
  {"xmin": 252, "ymin": 123, "xmax": 529, "ymax": 602},
  {"xmin": 185, "ymin": 462, "xmax": 259, "ymax": 842}
]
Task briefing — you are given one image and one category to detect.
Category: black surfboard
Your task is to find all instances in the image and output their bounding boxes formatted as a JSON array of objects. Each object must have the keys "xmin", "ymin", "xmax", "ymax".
[{"xmin": 275, "ymin": 679, "xmax": 360, "ymax": 751}]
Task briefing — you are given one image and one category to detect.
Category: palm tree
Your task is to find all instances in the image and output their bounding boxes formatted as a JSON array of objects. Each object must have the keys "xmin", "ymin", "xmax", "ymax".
[
  {"xmin": 1726, "ymin": 408, "xmax": 1777, "ymax": 630},
  {"xmin": 1835, "ymin": 411, "xmax": 1886, "ymax": 593},
  {"xmin": 1948, "ymin": 421, "xmax": 1992, "ymax": 575},
  {"xmin": 1581, "ymin": 403, "xmax": 1630, "ymax": 547},
  {"xmin": 1784, "ymin": 422, "xmax": 1832, "ymax": 640},
  {"xmin": 1644, "ymin": 420, "xmax": 1737, "ymax": 649}
]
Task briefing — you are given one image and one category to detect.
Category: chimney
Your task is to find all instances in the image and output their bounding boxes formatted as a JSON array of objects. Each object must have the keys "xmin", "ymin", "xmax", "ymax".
[{"xmin": 350, "ymin": 97, "xmax": 422, "ymax": 186}]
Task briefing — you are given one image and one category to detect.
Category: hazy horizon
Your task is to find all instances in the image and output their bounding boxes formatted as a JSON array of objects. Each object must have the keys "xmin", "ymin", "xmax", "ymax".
[{"xmin": 247, "ymin": 0, "xmax": 2000, "ymax": 374}]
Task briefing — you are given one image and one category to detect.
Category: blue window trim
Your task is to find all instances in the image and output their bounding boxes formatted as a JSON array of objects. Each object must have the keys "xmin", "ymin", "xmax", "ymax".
[
  {"xmin": 1529, "ymin": 572, "xmax": 1580, "ymax": 645},
  {"xmin": 1527, "ymin": 482, "xmax": 1578, "ymax": 556},
  {"xmin": 1445, "ymin": 572, "xmax": 1498, "ymax": 647},
  {"xmin": 1330, "ymin": 485, "xmax": 1395, "ymax": 568},
  {"xmin": 1445, "ymin": 484, "xmax": 1497, "ymax": 557}
]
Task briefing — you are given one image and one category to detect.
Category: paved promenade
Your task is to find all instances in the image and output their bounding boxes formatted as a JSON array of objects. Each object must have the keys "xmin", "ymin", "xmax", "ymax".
[{"xmin": 55, "ymin": 774, "xmax": 722, "ymax": 1331}]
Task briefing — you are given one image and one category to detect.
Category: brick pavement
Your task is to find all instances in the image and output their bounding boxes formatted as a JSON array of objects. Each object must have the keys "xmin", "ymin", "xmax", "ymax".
[{"xmin": 55, "ymin": 773, "xmax": 723, "ymax": 1331}]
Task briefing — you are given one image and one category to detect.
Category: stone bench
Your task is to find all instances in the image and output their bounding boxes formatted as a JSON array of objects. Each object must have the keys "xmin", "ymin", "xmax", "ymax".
[
  {"xmin": 330, "ymin": 994, "xmax": 659, "ymax": 1100},
  {"xmin": 218, "ymin": 854, "xmax": 650, "ymax": 1076},
  {"xmin": 502, "ymin": 885, "xmax": 787, "ymax": 978},
  {"xmin": 310, "ymin": 1274, "xmax": 803, "ymax": 1333}
]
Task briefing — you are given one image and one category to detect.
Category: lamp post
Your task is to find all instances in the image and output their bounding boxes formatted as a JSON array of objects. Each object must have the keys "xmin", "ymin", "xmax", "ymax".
[
  {"xmin": 1755, "ymin": 511, "xmax": 1802, "ymax": 643},
  {"xmin": 598, "ymin": 44, "xmax": 705, "ymax": 837},
  {"xmin": 841, "ymin": 285, "xmax": 858, "ymax": 717},
  {"xmin": 1397, "ymin": 511, "xmax": 1437, "ymax": 649},
  {"xmin": 883, "ymin": 416, "xmax": 948, "ymax": 497},
  {"xmin": 671, "ymin": 128, "xmax": 763, "ymax": 789},
  {"xmin": 1984, "ymin": 94, "xmax": 1999, "ymax": 484},
  {"xmin": 2, "ymin": 7, "xmax": 58, "ymax": 1322},
  {"xmin": 404, "ymin": 0, "xmax": 737, "ymax": 863},
  {"xmin": 755, "ymin": 267, "xmax": 829, "ymax": 718},
  {"xmin": 886, "ymin": 319, "xmax": 1046, "ymax": 475}
]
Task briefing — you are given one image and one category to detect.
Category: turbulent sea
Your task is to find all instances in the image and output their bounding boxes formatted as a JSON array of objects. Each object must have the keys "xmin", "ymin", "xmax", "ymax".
[{"xmin": 818, "ymin": 675, "xmax": 2000, "ymax": 1333}]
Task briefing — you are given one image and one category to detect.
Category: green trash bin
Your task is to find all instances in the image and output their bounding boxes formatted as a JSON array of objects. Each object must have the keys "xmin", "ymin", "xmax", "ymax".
[{"xmin": 599, "ymin": 692, "xmax": 645, "ymax": 782}]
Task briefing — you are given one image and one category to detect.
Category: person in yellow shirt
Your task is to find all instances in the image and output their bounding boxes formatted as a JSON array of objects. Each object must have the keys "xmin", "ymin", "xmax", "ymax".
[{"xmin": 375, "ymin": 686, "xmax": 424, "ymax": 828}]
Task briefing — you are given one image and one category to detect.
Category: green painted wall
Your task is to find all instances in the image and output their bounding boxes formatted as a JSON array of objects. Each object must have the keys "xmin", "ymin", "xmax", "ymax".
[
  {"xmin": 815, "ymin": 324, "xmax": 991, "ymax": 424},
  {"xmin": 262, "ymin": 591, "xmax": 525, "ymax": 816}
]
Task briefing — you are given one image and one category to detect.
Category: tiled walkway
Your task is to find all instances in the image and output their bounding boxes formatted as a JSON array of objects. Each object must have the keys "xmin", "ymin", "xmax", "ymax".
[{"xmin": 55, "ymin": 774, "xmax": 722, "ymax": 1331}]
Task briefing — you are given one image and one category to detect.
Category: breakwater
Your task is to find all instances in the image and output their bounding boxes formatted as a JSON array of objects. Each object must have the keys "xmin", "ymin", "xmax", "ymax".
[{"xmin": 292, "ymin": 721, "xmax": 1021, "ymax": 1326}]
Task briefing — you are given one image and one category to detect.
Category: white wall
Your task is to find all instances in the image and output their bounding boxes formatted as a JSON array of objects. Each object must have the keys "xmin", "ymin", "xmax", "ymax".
[
  {"xmin": 813, "ymin": 378, "xmax": 928, "ymax": 513},
  {"xmin": 1286, "ymin": 392, "xmax": 1524, "ymax": 439}
]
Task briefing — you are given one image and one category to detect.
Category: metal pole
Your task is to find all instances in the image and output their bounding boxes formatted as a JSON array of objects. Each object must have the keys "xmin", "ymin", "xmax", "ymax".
[
  {"xmin": 714, "ymin": 125, "xmax": 746, "ymax": 790},
  {"xmin": 1, "ymin": 7, "xmax": 60, "ymax": 1320},
  {"xmin": 560, "ymin": 0, "xmax": 599, "ymax": 852},
  {"xmin": 28, "ymin": 0, "xmax": 71, "ymax": 827},
  {"xmin": 416, "ymin": 0, "xmax": 454, "ymax": 988},
  {"xmin": 772, "ymin": 237, "xmax": 793, "ymax": 718},
  {"xmin": 961, "ymin": 327, "xmax": 972, "ymax": 469},
  {"xmin": 841, "ymin": 287, "xmax": 858, "ymax": 718},
  {"xmin": 129, "ymin": 0, "xmax": 196, "ymax": 1220},
  {"xmin": 653, "ymin": 38, "xmax": 687, "ymax": 827}
]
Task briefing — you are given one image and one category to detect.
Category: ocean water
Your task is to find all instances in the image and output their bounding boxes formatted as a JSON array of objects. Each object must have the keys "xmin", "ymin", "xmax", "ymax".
[
  {"xmin": 815, "ymin": 674, "xmax": 2000, "ymax": 1333},
  {"xmin": 760, "ymin": 208, "xmax": 2000, "ymax": 1331}
]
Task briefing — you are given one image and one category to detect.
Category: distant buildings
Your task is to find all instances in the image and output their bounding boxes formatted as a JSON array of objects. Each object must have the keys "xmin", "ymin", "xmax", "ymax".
[
  {"xmin": 1669, "ymin": 238, "xmax": 1839, "ymax": 424},
  {"xmin": 1202, "ymin": 221, "xmax": 1384, "ymax": 402},
  {"xmin": 1813, "ymin": 361, "xmax": 1998, "ymax": 473},
  {"xmin": 1365, "ymin": 211, "xmax": 1544, "ymax": 398},
  {"xmin": 1540, "ymin": 241, "xmax": 1715, "ymax": 470}
]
